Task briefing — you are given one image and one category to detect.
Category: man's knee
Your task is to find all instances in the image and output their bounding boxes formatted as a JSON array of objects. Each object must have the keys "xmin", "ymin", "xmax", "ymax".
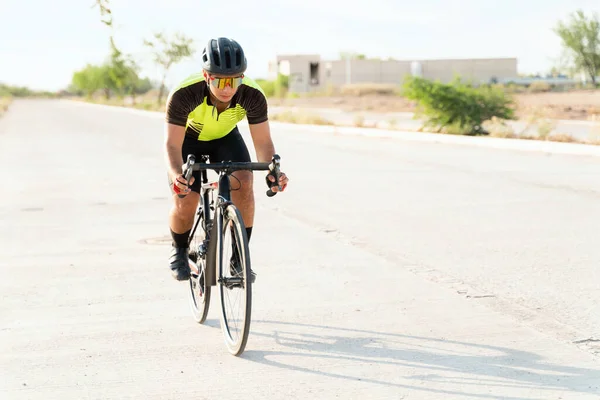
[
  {"xmin": 233, "ymin": 171, "xmax": 253, "ymax": 194},
  {"xmin": 172, "ymin": 193, "xmax": 199, "ymax": 219}
]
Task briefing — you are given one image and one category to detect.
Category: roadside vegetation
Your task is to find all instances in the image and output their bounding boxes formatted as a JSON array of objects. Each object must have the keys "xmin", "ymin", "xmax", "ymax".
[
  {"xmin": 0, "ymin": 95, "xmax": 12, "ymax": 117},
  {"xmin": 401, "ymin": 76, "xmax": 516, "ymax": 135},
  {"xmin": 3, "ymin": 4, "xmax": 600, "ymax": 147},
  {"xmin": 0, "ymin": 83, "xmax": 58, "ymax": 118}
]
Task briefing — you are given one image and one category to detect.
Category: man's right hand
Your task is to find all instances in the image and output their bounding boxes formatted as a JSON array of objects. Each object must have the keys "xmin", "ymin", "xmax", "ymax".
[{"xmin": 172, "ymin": 173, "xmax": 195, "ymax": 196}]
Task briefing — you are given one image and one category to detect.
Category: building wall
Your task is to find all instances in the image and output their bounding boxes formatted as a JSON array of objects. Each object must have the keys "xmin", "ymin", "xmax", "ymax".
[
  {"xmin": 273, "ymin": 55, "xmax": 518, "ymax": 92},
  {"xmin": 419, "ymin": 58, "xmax": 517, "ymax": 83},
  {"xmin": 320, "ymin": 60, "xmax": 413, "ymax": 87},
  {"xmin": 270, "ymin": 54, "xmax": 321, "ymax": 93}
]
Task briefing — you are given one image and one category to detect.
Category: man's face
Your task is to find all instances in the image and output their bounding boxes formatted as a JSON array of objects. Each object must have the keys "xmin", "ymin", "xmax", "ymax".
[{"xmin": 204, "ymin": 71, "xmax": 243, "ymax": 103}]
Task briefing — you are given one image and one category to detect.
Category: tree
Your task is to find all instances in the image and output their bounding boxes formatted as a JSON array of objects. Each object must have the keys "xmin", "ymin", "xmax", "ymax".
[
  {"xmin": 93, "ymin": 0, "xmax": 113, "ymax": 28},
  {"xmin": 143, "ymin": 32, "xmax": 195, "ymax": 105},
  {"xmin": 554, "ymin": 9, "xmax": 600, "ymax": 85},
  {"xmin": 106, "ymin": 37, "xmax": 136, "ymax": 99},
  {"xmin": 91, "ymin": 0, "xmax": 147, "ymax": 101},
  {"xmin": 71, "ymin": 64, "xmax": 109, "ymax": 98}
]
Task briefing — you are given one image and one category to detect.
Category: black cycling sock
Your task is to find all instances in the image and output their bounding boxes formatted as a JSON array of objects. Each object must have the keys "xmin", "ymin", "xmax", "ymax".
[
  {"xmin": 171, "ymin": 228, "xmax": 191, "ymax": 248},
  {"xmin": 230, "ymin": 227, "xmax": 252, "ymax": 257}
]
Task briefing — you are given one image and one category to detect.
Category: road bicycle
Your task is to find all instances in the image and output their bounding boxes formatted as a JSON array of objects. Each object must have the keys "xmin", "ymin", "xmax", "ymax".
[{"xmin": 181, "ymin": 153, "xmax": 281, "ymax": 356}]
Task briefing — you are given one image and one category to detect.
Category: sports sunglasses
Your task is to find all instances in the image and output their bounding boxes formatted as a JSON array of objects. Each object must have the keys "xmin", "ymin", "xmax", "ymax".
[{"xmin": 207, "ymin": 74, "xmax": 244, "ymax": 89}]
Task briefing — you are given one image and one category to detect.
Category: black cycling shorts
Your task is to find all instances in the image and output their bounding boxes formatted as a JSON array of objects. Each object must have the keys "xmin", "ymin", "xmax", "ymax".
[{"xmin": 168, "ymin": 126, "xmax": 251, "ymax": 194}]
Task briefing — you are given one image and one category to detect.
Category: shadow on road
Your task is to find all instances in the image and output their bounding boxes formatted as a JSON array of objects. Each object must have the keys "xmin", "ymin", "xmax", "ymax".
[{"xmin": 241, "ymin": 320, "xmax": 600, "ymax": 400}]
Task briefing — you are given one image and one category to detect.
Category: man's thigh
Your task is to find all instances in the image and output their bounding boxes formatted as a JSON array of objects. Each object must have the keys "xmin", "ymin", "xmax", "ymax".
[{"xmin": 207, "ymin": 126, "xmax": 251, "ymax": 163}]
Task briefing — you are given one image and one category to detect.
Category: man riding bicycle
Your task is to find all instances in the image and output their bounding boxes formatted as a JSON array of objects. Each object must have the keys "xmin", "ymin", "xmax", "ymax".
[{"xmin": 164, "ymin": 37, "xmax": 289, "ymax": 282}]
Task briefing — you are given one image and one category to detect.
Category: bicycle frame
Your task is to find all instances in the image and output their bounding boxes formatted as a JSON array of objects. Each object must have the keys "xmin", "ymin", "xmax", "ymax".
[
  {"xmin": 184, "ymin": 153, "xmax": 281, "ymax": 356},
  {"xmin": 186, "ymin": 154, "xmax": 280, "ymax": 286}
]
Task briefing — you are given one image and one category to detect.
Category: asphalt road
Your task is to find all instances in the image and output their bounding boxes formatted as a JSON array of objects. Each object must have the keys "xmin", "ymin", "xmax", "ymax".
[{"xmin": 1, "ymin": 99, "xmax": 599, "ymax": 400}]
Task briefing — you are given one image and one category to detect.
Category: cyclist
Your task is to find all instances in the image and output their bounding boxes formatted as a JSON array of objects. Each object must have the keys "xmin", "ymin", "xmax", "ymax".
[{"xmin": 163, "ymin": 37, "xmax": 289, "ymax": 282}]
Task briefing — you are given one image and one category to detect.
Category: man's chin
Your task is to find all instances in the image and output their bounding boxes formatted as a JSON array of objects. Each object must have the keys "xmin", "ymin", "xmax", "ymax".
[{"xmin": 217, "ymin": 94, "xmax": 232, "ymax": 102}]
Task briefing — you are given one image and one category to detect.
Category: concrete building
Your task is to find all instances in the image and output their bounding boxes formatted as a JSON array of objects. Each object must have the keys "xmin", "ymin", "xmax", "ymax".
[{"xmin": 268, "ymin": 54, "xmax": 518, "ymax": 93}]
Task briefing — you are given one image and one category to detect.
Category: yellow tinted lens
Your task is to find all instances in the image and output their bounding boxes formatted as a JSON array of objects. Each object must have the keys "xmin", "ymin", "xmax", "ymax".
[{"xmin": 211, "ymin": 76, "xmax": 243, "ymax": 89}]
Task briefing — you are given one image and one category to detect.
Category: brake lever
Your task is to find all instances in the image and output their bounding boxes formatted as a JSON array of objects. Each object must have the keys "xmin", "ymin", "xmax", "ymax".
[
  {"xmin": 266, "ymin": 154, "xmax": 281, "ymax": 197},
  {"xmin": 178, "ymin": 154, "xmax": 195, "ymax": 198}
]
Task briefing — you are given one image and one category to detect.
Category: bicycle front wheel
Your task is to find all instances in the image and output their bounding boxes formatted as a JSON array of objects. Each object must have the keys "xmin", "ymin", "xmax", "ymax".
[{"xmin": 217, "ymin": 204, "xmax": 252, "ymax": 356}]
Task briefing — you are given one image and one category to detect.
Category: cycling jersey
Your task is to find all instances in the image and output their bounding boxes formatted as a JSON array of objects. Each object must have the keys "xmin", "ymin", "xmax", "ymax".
[{"xmin": 166, "ymin": 72, "xmax": 268, "ymax": 141}]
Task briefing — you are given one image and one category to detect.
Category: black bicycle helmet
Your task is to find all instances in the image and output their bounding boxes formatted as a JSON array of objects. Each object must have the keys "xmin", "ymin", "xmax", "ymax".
[{"xmin": 201, "ymin": 37, "xmax": 247, "ymax": 75}]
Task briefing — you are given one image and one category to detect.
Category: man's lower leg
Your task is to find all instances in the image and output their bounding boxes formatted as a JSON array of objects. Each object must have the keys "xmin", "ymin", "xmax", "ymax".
[
  {"xmin": 171, "ymin": 228, "xmax": 191, "ymax": 248},
  {"xmin": 229, "ymin": 171, "xmax": 256, "ymax": 282},
  {"xmin": 168, "ymin": 195, "xmax": 198, "ymax": 281},
  {"xmin": 231, "ymin": 225, "xmax": 256, "ymax": 283},
  {"xmin": 169, "ymin": 227, "xmax": 192, "ymax": 281}
]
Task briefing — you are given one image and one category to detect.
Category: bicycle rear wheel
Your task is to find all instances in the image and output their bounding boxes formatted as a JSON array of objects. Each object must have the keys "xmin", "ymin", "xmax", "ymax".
[
  {"xmin": 217, "ymin": 204, "xmax": 252, "ymax": 356},
  {"xmin": 188, "ymin": 210, "xmax": 211, "ymax": 324}
]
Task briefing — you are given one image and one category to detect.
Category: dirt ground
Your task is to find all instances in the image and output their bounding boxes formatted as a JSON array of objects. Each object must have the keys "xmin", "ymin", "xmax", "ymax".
[{"xmin": 268, "ymin": 90, "xmax": 600, "ymax": 121}]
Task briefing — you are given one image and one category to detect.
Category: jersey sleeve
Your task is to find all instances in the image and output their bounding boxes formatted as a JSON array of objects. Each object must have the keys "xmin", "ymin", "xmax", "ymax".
[
  {"xmin": 243, "ymin": 87, "xmax": 269, "ymax": 125},
  {"xmin": 165, "ymin": 87, "xmax": 194, "ymax": 127}
]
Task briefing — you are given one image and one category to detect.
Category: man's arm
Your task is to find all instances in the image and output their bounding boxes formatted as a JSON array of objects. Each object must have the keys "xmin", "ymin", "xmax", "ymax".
[
  {"xmin": 164, "ymin": 122, "xmax": 186, "ymax": 179},
  {"xmin": 248, "ymin": 121, "xmax": 276, "ymax": 163},
  {"xmin": 248, "ymin": 120, "xmax": 289, "ymax": 193}
]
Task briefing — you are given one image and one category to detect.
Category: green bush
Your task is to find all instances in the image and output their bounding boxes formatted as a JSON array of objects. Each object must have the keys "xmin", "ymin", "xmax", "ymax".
[
  {"xmin": 255, "ymin": 79, "xmax": 275, "ymax": 97},
  {"xmin": 255, "ymin": 73, "xmax": 288, "ymax": 98},
  {"xmin": 402, "ymin": 76, "xmax": 516, "ymax": 135}
]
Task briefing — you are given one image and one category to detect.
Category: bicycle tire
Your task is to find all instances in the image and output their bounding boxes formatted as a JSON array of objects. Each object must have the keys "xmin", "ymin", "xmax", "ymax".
[
  {"xmin": 217, "ymin": 204, "xmax": 252, "ymax": 356},
  {"xmin": 188, "ymin": 210, "xmax": 211, "ymax": 324}
]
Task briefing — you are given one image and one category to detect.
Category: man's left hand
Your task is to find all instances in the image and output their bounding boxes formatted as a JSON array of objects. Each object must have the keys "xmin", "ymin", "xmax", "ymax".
[{"xmin": 267, "ymin": 171, "xmax": 289, "ymax": 193}]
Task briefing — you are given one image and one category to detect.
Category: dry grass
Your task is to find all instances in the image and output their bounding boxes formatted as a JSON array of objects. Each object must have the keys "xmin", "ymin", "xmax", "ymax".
[
  {"xmin": 270, "ymin": 110, "xmax": 334, "ymax": 125},
  {"xmin": 547, "ymin": 133, "xmax": 578, "ymax": 142},
  {"xmin": 80, "ymin": 92, "xmax": 165, "ymax": 112},
  {"xmin": 483, "ymin": 116, "xmax": 595, "ymax": 145},
  {"xmin": 339, "ymin": 83, "xmax": 399, "ymax": 96},
  {"xmin": 353, "ymin": 114, "xmax": 365, "ymax": 127},
  {"xmin": 483, "ymin": 117, "xmax": 520, "ymax": 138},
  {"xmin": 514, "ymin": 89, "xmax": 600, "ymax": 120},
  {"xmin": 0, "ymin": 96, "xmax": 13, "ymax": 116},
  {"xmin": 271, "ymin": 88, "xmax": 600, "ymax": 120},
  {"xmin": 527, "ymin": 81, "xmax": 552, "ymax": 93},
  {"xmin": 269, "ymin": 94, "xmax": 415, "ymax": 113},
  {"xmin": 76, "ymin": 92, "xmax": 600, "ymax": 146},
  {"xmin": 78, "ymin": 86, "xmax": 600, "ymax": 121}
]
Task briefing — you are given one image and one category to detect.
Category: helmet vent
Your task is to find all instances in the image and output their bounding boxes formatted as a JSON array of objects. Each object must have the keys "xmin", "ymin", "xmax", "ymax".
[
  {"xmin": 225, "ymin": 50, "xmax": 232, "ymax": 69},
  {"xmin": 212, "ymin": 50, "xmax": 220, "ymax": 66}
]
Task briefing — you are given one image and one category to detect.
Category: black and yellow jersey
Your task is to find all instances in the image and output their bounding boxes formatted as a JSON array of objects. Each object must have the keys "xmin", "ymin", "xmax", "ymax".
[{"xmin": 165, "ymin": 72, "xmax": 268, "ymax": 141}]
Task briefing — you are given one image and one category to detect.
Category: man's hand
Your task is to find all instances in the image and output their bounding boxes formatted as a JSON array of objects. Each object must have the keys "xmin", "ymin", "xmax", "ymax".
[
  {"xmin": 266, "ymin": 171, "xmax": 289, "ymax": 193},
  {"xmin": 172, "ymin": 173, "xmax": 195, "ymax": 196}
]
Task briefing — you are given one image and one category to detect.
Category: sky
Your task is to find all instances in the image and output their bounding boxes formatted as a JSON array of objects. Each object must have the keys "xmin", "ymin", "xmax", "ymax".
[{"xmin": 0, "ymin": 0, "xmax": 598, "ymax": 92}]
